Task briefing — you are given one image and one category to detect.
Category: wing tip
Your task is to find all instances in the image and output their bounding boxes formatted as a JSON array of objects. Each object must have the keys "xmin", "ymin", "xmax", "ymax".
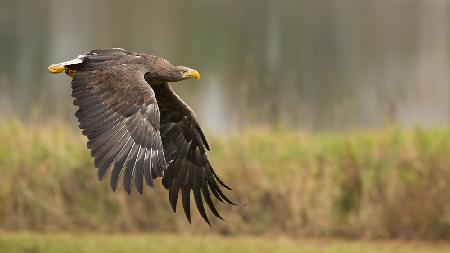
[{"xmin": 124, "ymin": 186, "xmax": 132, "ymax": 195}]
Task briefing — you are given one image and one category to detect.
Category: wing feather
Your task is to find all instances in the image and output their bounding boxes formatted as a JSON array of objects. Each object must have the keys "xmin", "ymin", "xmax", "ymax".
[
  {"xmin": 69, "ymin": 50, "xmax": 166, "ymax": 194},
  {"xmin": 154, "ymin": 83, "xmax": 234, "ymax": 224},
  {"xmin": 134, "ymin": 147, "xmax": 145, "ymax": 194},
  {"xmin": 123, "ymin": 144, "xmax": 140, "ymax": 194}
]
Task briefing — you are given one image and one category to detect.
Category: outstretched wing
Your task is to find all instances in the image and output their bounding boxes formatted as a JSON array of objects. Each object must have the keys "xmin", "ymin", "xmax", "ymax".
[
  {"xmin": 70, "ymin": 50, "xmax": 166, "ymax": 194},
  {"xmin": 153, "ymin": 83, "xmax": 234, "ymax": 225}
]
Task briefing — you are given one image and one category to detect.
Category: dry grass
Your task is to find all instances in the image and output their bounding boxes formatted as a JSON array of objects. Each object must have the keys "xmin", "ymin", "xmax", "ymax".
[{"xmin": 0, "ymin": 120, "xmax": 449, "ymax": 239}]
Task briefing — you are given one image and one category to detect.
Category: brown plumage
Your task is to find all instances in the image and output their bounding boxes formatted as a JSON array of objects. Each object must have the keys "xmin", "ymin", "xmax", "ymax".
[{"xmin": 49, "ymin": 48, "xmax": 234, "ymax": 225}]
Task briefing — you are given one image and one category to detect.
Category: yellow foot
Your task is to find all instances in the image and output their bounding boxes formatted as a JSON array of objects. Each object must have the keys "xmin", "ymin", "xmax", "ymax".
[{"xmin": 48, "ymin": 64, "xmax": 65, "ymax": 74}]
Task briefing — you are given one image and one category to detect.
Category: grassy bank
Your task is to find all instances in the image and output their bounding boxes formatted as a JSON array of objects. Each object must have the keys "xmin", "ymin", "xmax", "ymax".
[
  {"xmin": 0, "ymin": 121, "xmax": 449, "ymax": 239},
  {"xmin": 1, "ymin": 233, "xmax": 449, "ymax": 253}
]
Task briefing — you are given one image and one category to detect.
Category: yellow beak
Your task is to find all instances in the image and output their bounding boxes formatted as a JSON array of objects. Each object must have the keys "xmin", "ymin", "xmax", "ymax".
[{"xmin": 187, "ymin": 69, "xmax": 201, "ymax": 80}]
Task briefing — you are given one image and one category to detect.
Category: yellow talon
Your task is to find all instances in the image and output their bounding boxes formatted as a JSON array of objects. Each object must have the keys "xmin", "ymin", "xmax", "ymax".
[{"xmin": 48, "ymin": 64, "xmax": 65, "ymax": 74}]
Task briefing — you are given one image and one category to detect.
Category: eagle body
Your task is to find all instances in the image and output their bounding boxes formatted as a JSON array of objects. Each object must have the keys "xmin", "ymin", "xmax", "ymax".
[{"xmin": 49, "ymin": 48, "xmax": 233, "ymax": 224}]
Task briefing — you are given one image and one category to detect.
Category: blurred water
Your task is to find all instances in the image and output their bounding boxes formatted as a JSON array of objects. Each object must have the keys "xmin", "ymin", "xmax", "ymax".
[{"xmin": 1, "ymin": 0, "xmax": 449, "ymax": 133}]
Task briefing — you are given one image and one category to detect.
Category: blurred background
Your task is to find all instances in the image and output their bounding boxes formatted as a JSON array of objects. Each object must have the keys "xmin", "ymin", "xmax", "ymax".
[
  {"xmin": 1, "ymin": 0, "xmax": 449, "ymax": 132},
  {"xmin": 1, "ymin": 1, "xmax": 450, "ymax": 253}
]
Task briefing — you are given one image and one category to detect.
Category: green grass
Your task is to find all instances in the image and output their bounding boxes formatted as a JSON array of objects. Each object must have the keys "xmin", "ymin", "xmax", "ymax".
[
  {"xmin": 0, "ymin": 120, "xmax": 450, "ymax": 239},
  {"xmin": 1, "ymin": 233, "xmax": 449, "ymax": 253}
]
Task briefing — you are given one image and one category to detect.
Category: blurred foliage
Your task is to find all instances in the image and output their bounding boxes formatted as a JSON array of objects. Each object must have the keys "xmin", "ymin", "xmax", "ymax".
[
  {"xmin": 0, "ymin": 121, "xmax": 449, "ymax": 239},
  {"xmin": 2, "ymin": 0, "xmax": 450, "ymax": 131}
]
